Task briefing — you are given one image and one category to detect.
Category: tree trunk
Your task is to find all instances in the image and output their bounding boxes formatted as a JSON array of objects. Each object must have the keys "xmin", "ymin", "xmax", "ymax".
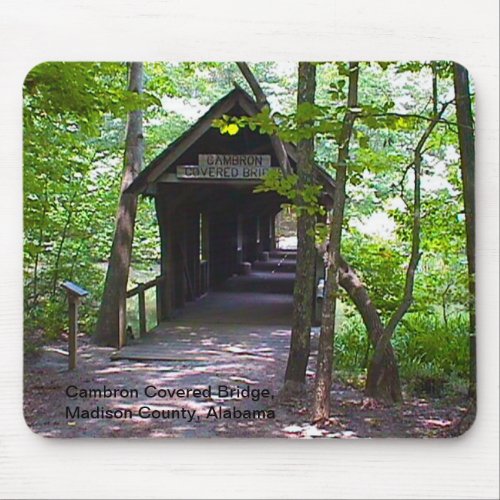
[
  {"xmin": 236, "ymin": 62, "xmax": 316, "ymax": 395},
  {"xmin": 312, "ymin": 62, "xmax": 359, "ymax": 422},
  {"xmin": 338, "ymin": 256, "xmax": 403, "ymax": 403},
  {"xmin": 453, "ymin": 63, "xmax": 476, "ymax": 397},
  {"xmin": 364, "ymin": 97, "xmax": 449, "ymax": 402},
  {"xmin": 94, "ymin": 63, "xmax": 144, "ymax": 347},
  {"xmin": 282, "ymin": 62, "xmax": 317, "ymax": 395}
]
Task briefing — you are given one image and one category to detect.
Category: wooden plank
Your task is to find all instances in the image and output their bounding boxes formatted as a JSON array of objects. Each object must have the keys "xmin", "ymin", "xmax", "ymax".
[
  {"xmin": 192, "ymin": 213, "xmax": 200, "ymax": 297},
  {"xmin": 110, "ymin": 352, "xmax": 219, "ymax": 362},
  {"xmin": 178, "ymin": 240, "xmax": 194, "ymax": 301},
  {"xmin": 173, "ymin": 211, "xmax": 186, "ymax": 309},
  {"xmin": 155, "ymin": 194, "xmax": 172, "ymax": 320},
  {"xmin": 176, "ymin": 164, "xmax": 272, "ymax": 180}
]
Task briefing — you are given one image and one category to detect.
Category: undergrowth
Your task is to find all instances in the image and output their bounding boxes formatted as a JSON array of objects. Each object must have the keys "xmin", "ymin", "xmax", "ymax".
[{"xmin": 335, "ymin": 312, "xmax": 470, "ymax": 397}]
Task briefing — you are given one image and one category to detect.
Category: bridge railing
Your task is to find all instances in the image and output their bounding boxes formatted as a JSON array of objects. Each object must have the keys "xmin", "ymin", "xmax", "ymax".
[{"xmin": 126, "ymin": 275, "xmax": 166, "ymax": 339}]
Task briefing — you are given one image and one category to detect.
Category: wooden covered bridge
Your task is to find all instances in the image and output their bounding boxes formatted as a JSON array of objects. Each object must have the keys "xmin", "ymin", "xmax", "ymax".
[{"xmin": 122, "ymin": 87, "xmax": 334, "ymax": 344}]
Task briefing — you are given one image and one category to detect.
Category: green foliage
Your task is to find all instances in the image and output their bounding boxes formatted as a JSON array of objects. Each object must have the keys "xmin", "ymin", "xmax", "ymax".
[
  {"xmin": 214, "ymin": 101, "xmax": 338, "ymax": 143},
  {"xmin": 314, "ymin": 222, "xmax": 330, "ymax": 246},
  {"xmin": 253, "ymin": 169, "xmax": 325, "ymax": 217},
  {"xmin": 23, "ymin": 60, "xmax": 472, "ymax": 397},
  {"xmin": 254, "ymin": 168, "xmax": 298, "ymax": 199},
  {"xmin": 343, "ymin": 231, "xmax": 407, "ymax": 317},
  {"xmin": 23, "ymin": 62, "xmax": 163, "ymax": 343},
  {"xmin": 334, "ymin": 313, "xmax": 371, "ymax": 371},
  {"xmin": 24, "ymin": 62, "xmax": 160, "ymax": 134},
  {"xmin": 335, "ymin": 310, "xmax": 469, "ymax": 396},
  {"xmin": 394, "ymin": 314, "xmax": 469, "ymax": 396}
]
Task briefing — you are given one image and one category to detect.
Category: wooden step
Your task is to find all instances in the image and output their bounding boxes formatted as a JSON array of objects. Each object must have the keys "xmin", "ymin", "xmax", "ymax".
[
  {"xmin": 269, "ymin": 250, "xmax": 297, "ymax": 260},
  {"xmin": 253, "ymin": 260, "xmax": 296, "ymax": 273}
]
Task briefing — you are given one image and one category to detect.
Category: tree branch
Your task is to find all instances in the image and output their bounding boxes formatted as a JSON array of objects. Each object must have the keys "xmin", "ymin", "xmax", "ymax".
[
  {"xmin": 236, "ymin": 62, "xmax": 292, "ymax": 176},
  {"xmin": 236, "ymin": 62, "xmax": 268, "ymax": 108},
  {"xmin": 371, "ymin": 100, "xmax": 451, "ymax": 363},
  {"xmin": 362, "ymin": 100, "xmax": 456, "ymax": 129}
]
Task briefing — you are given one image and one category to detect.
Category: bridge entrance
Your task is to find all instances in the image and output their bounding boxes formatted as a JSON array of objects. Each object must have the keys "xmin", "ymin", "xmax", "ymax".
[{"xmin": 126, "ymin": 87, "xmax": 333, "ymax": 329}]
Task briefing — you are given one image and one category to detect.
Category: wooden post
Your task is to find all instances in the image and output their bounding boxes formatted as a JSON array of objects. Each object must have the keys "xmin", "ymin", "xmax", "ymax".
[
  {"xmin": 60, "ymin": 281, "xmax": 89, "ymax": 370},
  {"xmin": 68, "ymin": 298, "xmax": 78, "ymax": 370},
  {"xmin": 118, "ymin": 287, "xmax": 126, "ymax": 348},
  {"xmin": 155, "ymin": 193, "xmax": 172, "ymax": 320},
  {"xmin": 269, "ymin": 214, "xmax": 276, "ymax": 250},
  {"xmin": 155, "ymin": 277, "xmax": 163, "ymax": 325},
  {"xmin": 259, "ymin": 215, "xmax": 271, "ymax": 252},
  {"xmin": 138, "ymin": 284, "xmax": 146, "ymax": 337}
]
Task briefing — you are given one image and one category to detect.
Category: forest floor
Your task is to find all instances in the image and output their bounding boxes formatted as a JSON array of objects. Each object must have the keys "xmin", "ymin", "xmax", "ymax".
[
  {"xmin": 24, "ymin": 255, "xmax": 473, "ymax": 438},
  {"xmin": 24, "ymin": 323, "xmax": 473, "ymax": 439}
]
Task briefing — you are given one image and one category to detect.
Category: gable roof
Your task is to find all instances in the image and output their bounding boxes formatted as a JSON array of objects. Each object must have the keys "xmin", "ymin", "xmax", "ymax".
[{"xmin": 126, "ymin": 86, "xmax": 335, "ymax": 195}]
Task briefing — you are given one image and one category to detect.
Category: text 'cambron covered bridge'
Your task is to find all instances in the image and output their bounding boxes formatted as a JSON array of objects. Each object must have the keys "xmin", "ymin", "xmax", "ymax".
[{"xmin": 126, "ymin": 87, "xmax": 334, "ymax": 332}]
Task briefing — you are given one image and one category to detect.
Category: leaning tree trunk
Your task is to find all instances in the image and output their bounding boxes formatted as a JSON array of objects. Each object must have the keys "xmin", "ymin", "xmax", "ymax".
[
  {"xmin": 94, "ymin": 62, "xmax": 144, "ymax": 348},
  {"xmin": 338, "ymin": 256, "xmax": 403, "ymax": 403},
  {"xmin": 453, "ymin": 63, "xmax": 476, "ymax": 397},
  {"xmin": 312, "ymin": 62, "xmax": 359, "ymax": 423},
  {"xmin": 283, "ymin": 62, "xmax": 317, "ymax": 395}
]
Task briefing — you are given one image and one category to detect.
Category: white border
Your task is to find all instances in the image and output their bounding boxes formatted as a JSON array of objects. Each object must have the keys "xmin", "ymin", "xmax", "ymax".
[{"xmin": 1, "ymin": 1, "xmax": 498, "ymax": 498}]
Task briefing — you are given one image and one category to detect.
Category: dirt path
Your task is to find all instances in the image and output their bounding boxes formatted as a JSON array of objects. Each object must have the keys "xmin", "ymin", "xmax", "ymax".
[{"xmin": 24, "ymin": 324, "xmax": 472, "ymax": 438}]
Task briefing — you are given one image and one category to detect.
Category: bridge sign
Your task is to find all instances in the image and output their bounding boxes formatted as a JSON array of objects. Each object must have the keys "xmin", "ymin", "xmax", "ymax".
[{"xmin": 176, "ymin": 154, "xmax": 272, "ymax": 180}]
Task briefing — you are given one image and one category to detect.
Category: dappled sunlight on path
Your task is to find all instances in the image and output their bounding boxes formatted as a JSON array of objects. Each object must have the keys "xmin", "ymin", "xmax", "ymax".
[{"xmin": 24, "ymin": 256, "xmax": 470, "ymax": 438}]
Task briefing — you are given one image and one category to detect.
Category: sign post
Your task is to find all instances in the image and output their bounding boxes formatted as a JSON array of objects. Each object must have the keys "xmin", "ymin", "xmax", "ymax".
[{"xmin": 60, "ymin": 281, "xmax": 89, "ymax": 370}]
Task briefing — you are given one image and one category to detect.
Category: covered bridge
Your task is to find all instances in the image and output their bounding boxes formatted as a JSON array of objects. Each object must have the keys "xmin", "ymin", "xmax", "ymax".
[{"xmin": 126, "ymin": 87, "xmax": 334, "ymax": 332}]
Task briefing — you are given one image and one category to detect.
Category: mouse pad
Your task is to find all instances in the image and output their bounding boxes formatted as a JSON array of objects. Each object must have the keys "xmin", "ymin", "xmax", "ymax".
[{"xmin": 23, "ymin": 61, "xmax": 476, "ymax": 438}]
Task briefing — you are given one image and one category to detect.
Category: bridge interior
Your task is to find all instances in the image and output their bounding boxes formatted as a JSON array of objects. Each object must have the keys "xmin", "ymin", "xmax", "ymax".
[
  {"xmin": 154, "ymin": 182, "xmax": 292, "ymax": 322},
  {"xmin": 175, "ymin": 248, "xmax": 297, "ymax": 326}
]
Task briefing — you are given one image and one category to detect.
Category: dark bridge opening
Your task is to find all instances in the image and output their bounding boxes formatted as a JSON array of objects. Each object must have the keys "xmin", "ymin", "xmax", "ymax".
[{"xmin": 154, "ymin": 181, "xmax": 294, "ymax": 322}]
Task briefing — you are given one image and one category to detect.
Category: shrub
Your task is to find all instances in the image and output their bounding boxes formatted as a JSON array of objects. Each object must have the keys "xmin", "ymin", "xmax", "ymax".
[{"xmin": 334, "ymin": 310, "xmax": 470, "ymax": 397}]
